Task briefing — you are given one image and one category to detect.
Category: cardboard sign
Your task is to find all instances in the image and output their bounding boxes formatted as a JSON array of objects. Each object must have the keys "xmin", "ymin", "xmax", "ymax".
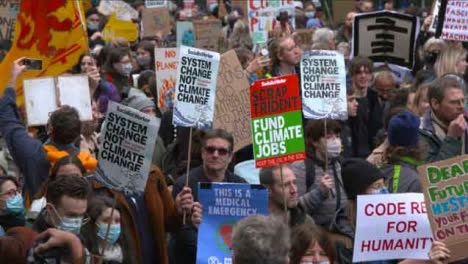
[
  {"xmin": 176, "ymin": 21, "xmax": 195, "ymax": 47},
  {"xmin": 214, "ymin": 50, "xmax": 251, "ymax": 152},
  {"xmin": 352, "ymin": 11, "xmax": 419, "ymax": 69},
  {"xmin": 429, "ymin": 0, "xmax": 441, "ymax": 33},
  {"xmin": 155, "ymin": 47, "xmax": 178, "ymax": 112},
  {"xmin": 438, "ymin": 0, "xmax": 468, "ymax": 42},
  {"xmin": 145, "ymin": 0, "xmax": 167, "ymax": 8},
  {"xmin": 97, "ymin": 101, "xmax": 160, "ymax": 195},
  {"xmin": 300, "ymin": 50, "xmax": 347, "ymax": 120},
  {"xmin": 98, "ymin": 0, "xmax": 138, "ymax": 21},
  {"xmin": 173, "ymin": 46, "xmax": 220, "ymax": 129},
  {"xmin": 250, "ymin": 75, "xmax": 306, "ymax": 168},
  {"xmin": 23, "ymin": 75, "xmax": 92, "ymax": 126},
  {"xmin": 102, "ymin": 13, "xmax": 138, "ymax": 42},
  {"xmin": 248, "ymin": 0, "xmax": 295, "ymax": 44},
  {"xmin": 0, "ymin": 0, "xmax": 18, "ymax": 41},
  {"xmin": 353, "ymin": 193, "xmax": 433, "ymax": 262},
  {"xmin": 418, "ymin": 155, "xmax": 468, "ymax": 262},
  {"xmin": 193, "ymin": 20, "xmax": 222, "ymax": 52},
  {"xmin": 196, "ymin": 182, "xmax": 268, "ymax": 264},
  {"xmin": 141, "ymin": 7, "xmax": 171, "ymax": 37}
]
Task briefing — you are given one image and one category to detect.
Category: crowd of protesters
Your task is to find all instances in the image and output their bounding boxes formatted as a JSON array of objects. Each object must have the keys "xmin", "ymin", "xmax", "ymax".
[{"xmin": 0, "ymin": 0, "xmax": 467, "ymax": 263}]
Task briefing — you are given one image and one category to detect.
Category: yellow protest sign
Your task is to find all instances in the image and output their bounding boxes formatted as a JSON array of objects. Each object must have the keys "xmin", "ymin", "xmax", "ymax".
[{"xmin": 102, "ymin": 13, "xmax": 138, "ymax": 42}]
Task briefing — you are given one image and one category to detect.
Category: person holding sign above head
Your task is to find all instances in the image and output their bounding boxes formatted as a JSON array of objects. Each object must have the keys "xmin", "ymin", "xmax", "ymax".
[
  {"xmin": 419, "ymin": 76, "xmax": 467, "ymax": 162},
  {"xmin": 380, "ymin": 111, "xmax": 424, "ymax": 194},
  {"xmin": 171, "ymin": 129, "xmax": 247, "ymax": 264}
]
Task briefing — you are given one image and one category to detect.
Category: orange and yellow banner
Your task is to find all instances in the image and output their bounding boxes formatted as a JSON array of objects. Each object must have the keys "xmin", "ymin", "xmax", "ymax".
[{"xmin": 0, "ymin": 0, "xmax": 88, "ymax": 105}]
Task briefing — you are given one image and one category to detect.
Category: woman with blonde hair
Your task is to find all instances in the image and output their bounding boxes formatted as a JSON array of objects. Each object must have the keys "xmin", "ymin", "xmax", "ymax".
[{"xmin": 434, "ymin": 47, "xmax": 468, "ymax": 78}]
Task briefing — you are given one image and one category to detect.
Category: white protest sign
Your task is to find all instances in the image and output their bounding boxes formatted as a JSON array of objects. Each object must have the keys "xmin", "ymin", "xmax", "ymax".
[
  {"xmin": 352, "ymin": 11, "xmax": 420, "ymax": 69},
  {"xmin": 98, "ymin": 0, "xmax": 139, "ymax": 21},
  {"xmin": 353, "ymin": 193, "xmax": 433, "ymax": 262},
  {"xmin": 98, "ymin": 101, "xmax": 160, "ymax": 195},
  {"xmin": 145, "ymin": 0, "xmax": 167, "ymax": 8},
  {"xmin": 439, "ymin": 0, "xmax": 468, "ymax": 42},
  {"xmin": 155, "ymin": 47, "xmax": 178, "ymax": 112},
  {"xmin": 173, "ymin": 46, "xmax": 220, "ymax": 129},
  {"xmin": 248, "ymin": 0, "xmax": 295, "ymax": 44},
  {"xmin": 23, "ymin": 75, "xmax": 92, "ymax": 126},
  {"xmin": 429, "ymin": 0, "xmax": 441, "ymax": 33},
  {"xmin": 300, "ymin": 50, "xmax": 347, "ymax": 120}
]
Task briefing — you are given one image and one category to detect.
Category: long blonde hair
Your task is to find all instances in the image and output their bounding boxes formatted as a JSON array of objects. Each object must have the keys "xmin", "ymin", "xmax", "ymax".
[{"xmin": 434, "ymin": 48, "xmax": 467, "ymax": 77}]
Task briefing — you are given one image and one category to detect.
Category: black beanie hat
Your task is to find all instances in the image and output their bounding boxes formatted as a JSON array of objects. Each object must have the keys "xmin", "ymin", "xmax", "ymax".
[{"xmin": 341, "ymin": 158, "xmax": 385, "ymax": 200}]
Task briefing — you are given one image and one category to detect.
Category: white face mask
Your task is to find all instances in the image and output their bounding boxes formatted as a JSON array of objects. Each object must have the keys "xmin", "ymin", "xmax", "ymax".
[{"xmin": 325, "ymin": 138, "xmax": 341, "ymax": 158}]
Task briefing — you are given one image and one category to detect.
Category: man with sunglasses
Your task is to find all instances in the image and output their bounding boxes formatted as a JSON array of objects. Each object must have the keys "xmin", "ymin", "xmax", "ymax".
[{"xmin": 171, "ymin": 129, "xmax": 247, "ymax": 264}]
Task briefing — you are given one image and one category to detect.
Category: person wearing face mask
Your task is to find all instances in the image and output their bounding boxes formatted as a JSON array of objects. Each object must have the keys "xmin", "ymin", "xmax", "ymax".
[
  {"xmin": 304, "ymin": 2, "xmax": 323, "ymax": 29},
  {"xmin": 0, "ymin": 176, "xmax": 26, "ymax": 231},
  {"xmin": 85, "ymin": 8, "xmax": 102, "ymax": 41},
  {"xmin": 102, "ymin": 47, "xmax": 135, "ymax": 101},
  {"xmin": 379, "ymin": 111, "xmax": 424, "ymax": 194},
  {"xmin": 81, "ymin": 196, "xmax": 133, "ymax": 264},
  {"xmin": 135, "ymin": 41, "xmax": 155, "ymax": 72},
  {"xmin": 291, "ymin": 120, "xmax": 354, "ymax": 243}
]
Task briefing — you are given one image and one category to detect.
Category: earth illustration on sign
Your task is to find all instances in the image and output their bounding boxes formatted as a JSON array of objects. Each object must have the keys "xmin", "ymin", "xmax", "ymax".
[{"xmin": 214, "ymin": 220, "xmax": 236, "ymax": 254}]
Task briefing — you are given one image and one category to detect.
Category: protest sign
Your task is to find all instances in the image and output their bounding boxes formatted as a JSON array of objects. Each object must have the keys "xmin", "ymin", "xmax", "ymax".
[
  {"xmin": 193, "ymin": 20, "xmax": 222, "ymax": 52},
  {"xmin": 418, "ymin": 155, "xmax": 468, "ymax": 262},
  {"xmin": 173, "ymin": 46, "xmax": 220, "ymax": 129},
  {"xmin": 23, "ymin": 75, "xmax": 92, "ymax": 126},
  {"xmin": 352, "ymin": 11, "xmax": 419, "ymax": 69},
  {"xmin": 196, "ymin": 182, "xmax": 268, "ymax": 264},
  {"xmin": 98, "ymin": 0, "xmax": 138, "ymax": 21},
  {"xmin": 145, "ymin": 0, "xmax": 167, "ymax": 8},
  {"xmin": 231, "ymin": 0, "xmax": 248, "ymax": 21},
  {"xmin": 142, "ymin": 7, "xmax": 171, "ymax": 37},
  {"xmin": 214, "ymin": 50, "xmax": 251, "ymax": 152},
  {"xmin": 437, "ymin": 0, "xmax": 468, "ymax": 42},
  {"xmin": 429, "ymin": 0, "xmax": 441, "ymax": 33},
  {"xmin": 250, "ymin": 75, "xmax": 306, "ymax": 168},
  {"xmin": 102, "ymin": 13, "xmax": 138, "ymax": 42},
  {"xmin": 248, "ymin": 0, "xmax": 295, "ymax": 44},
  {"xmin": 176, "ymin": 21, "xmax": 195, "ymax": 47},
  {"xmin": 353, "ymin": 193, "xmax": 433, "ymax": 262},
  {"xmin": 155, "ymin": 47, "xmax": 178, "ymax": 112},
  {"xmin": 97, "ymin": 101, "xmax": 160, "ymax": 195},
  {"xmin": 0, "ymin": 0, "xmax": 18, "ymax": 41},
  {"xmin": 300, "ymin": 50, "xmax": 347, "ymax": 120}
]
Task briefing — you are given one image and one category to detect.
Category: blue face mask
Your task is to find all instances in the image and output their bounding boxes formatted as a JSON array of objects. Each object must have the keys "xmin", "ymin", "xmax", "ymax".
[
  {"xmin": 58, "ymin": 216, "xmax": 83, "ymax": 235},
  {"xmin": 87, "ymin": 22, "xmax": 98, "ymax": 32},
  {"xmin": 97, "ymin": 223, "xmax": 121, "ymax": 244},
  {"xmin": 4, "ymin": 195, "xmax": 25, "ymax": 215},
  {"xmin": 209, "ymin": 3, "xmax": 218, "ymax": 13},
  {"xmin": 371, "ymin": 187, "xmax": 389, "ymax": 195},
  {"xmin": 305, "ymin": 11, "xmax": 315, "ymax": 18}
]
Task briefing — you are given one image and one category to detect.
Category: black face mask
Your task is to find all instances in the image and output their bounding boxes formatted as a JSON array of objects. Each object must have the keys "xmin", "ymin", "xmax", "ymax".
[{"xmin": 424, "ymin": 52, "xmax": 438, "ymax": 65}]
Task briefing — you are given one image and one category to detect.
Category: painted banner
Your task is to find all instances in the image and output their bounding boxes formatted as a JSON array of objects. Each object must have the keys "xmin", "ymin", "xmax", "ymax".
[
  {"xmin": 250, "ymin": 75, "xmax": 305, "ymax": 168},
  {"xmin": 97, "ymin": 101, "xmax": 160, "ymax": 195},
  {"xmin": 193, "ymin": 20, "xmax": 222, "ymax": 52},
  {"xmin": 353, "ymin": 193, "xmax": 433, "ymax": 262},
  {"xmin": 248, "ymin": 0, "xmax": 295, "ymax": 44},
  {"xmin": 418, "ymin": 155, "xmax": 468, "ymax": 262},
  {"xmin": 141, "ymin": 7, "xmax": 171, "ymax": 37},
  {"xmin": 196, "ymin": 182, "xmax": 268, "ymax": 264},
  {"xmin": 352, "ymin": 11, "xmax": 419, "ymax": 69},
  {"xmin": 145, "ymin": 0, "xmax": 167, "ymax": 8},
  {"xmin": 155, "ymin": 47, "xmax": 178, "ymax": 112},
  {"xmin": 176, "ymin": 21, "xmax": 195, "ymax": 48},
  {"xmin": 214, "ymin": 50, "xmax": 251, "ymax": 152},
  {"xmin": 173, "ymin": 46, "xmax": 220, "ymax": 129},
  {"xmin": 98, "ymin": 0, "xmax": 138, "ymax": 21},
  {"xmin": 0, "ymin": 0, "xmax": 88, "ymax": 106},
  {"xmin": 102, "ymin": 13, "xmax": 138, "ymax": 42},
  {"xmin": 438, "ymin": 0, "xmax": 468, "ymax": 42},
  {"xmin": 300, "ymin": 50, "xmax": 347, "ymax": 120},
  {"xmin": 23, "ymin": 75, "xmax": 93, "ymax": 126},
  {"xmin": 0, "ymin": 0, "xmax": 19, "ymax": 41}
]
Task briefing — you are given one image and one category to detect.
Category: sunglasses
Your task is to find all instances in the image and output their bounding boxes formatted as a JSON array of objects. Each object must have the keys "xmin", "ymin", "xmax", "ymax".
[{"xmin": 203, "ymin": 146, "xmax": 231, "ymax": 156}]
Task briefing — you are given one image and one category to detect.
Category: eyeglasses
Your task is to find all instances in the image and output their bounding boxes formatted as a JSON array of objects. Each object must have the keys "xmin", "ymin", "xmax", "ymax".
[{"xmin": 203, "ymin": 146, "xmax": 231, "ymax": 156}]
